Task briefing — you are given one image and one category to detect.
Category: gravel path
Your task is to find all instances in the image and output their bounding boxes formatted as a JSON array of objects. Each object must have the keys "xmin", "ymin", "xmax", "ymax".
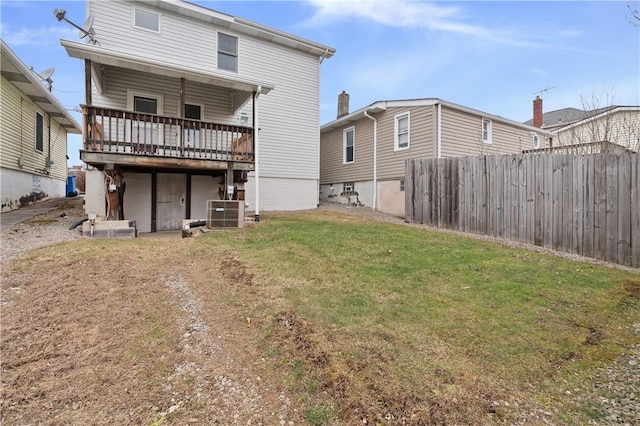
[{"xmin": 2, "ymin": 199, "xmax": 638, "ymax": 425}]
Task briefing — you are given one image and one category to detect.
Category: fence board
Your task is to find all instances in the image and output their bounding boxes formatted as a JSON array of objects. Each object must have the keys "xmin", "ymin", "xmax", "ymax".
[
  {"xmin": 534, "ymin": 155, "xmax": 545, "ymax": 246},
  {"xmin": 406, "ymin": 153, "xmax": 637, "ymax": 268},
  {"xmin": 583, "ymin": 156, "xmax": 594, "ymax": 258},
  {"xmin": 552, "ymin": 155, "xmax": 563, "ymax": 251},
  {"xmin": 617, "ymin": 154, "xmax": 631, "ymax": 265},
  {"xmin": 593, "ymin": 155, "xmax": 607, "ymax": 260},
  {"xmin": 572, "ymin": 155, "xmax": 584, "ymax": 256},
  {"xmin": 543, "ymin": 154, "xmax": 554, "ymax": 248},
  {"xmin": 605, "ymin": 156, "xmax": 618, "ymax": 263},
  {"xmin": 562, "ymin": 156, "xmax": 574, "ymax": 253},
  {"xmin": 509, "ymin": 155, "xmax": 519, "ymax": 240},
  {"xmin": 631, "ymin": 155, "xmax": 640, "ymax": 268},
  {"xmin": 405, "ymin": 159, "xmax": 413, "ymax": 223}
]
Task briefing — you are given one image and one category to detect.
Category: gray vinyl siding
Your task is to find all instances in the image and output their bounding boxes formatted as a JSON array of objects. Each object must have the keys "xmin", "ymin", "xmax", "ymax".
[
  {"xmin": 375, "ymin": 106, "xmax": 435, "ymax": 180},
  {"xmin": 89, "ymin": 0, "xmax": 322, "ymax": 181},
  {"xmin": 1, "ymin": 76, "xmax": 67, "ymax": 182},
  {"xmin": 440, "ymin": 106, "xmax": 530, "ymax": 157},
  {"xmin": 320, "ymin": 105, "xmax": 436, "ymax": 183},
  {"xmin": 320, "ymin": 121, "xmax": 374, "ymax": 184}
]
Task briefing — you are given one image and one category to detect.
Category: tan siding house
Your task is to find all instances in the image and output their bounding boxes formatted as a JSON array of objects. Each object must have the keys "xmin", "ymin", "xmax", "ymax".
[
  {"xmin": 1, "ymin": 41, "xmax": 81, "ymax": 211},
  {"xmin": 320, "ymin": 97, "xmax": 552, "ymax": 217}
]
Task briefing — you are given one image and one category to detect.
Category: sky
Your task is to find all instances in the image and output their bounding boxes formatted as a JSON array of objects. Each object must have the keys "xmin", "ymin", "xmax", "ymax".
[{"xmin": 2, "ymin": 0, "xmax": 639, "ymax": 167}]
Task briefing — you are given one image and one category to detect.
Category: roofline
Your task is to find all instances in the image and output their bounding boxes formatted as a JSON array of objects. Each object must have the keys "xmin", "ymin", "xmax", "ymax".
[
  {"xmin": 552, "ymin": 105, "xmax": 640, "ymax": 133},
  {"xmin": 153, "ymin": 0, "xmax": 336, "ymax": 58},
  {"xmin": 61, "ymin": 40, "xmax": 275, "ymax": 95},
  {"xmin": 321, "ymin": 98, "xmax": 553, "ymax": 136},
  {"xmin": 1, "ymin": 40, "xmax": 81, "ymax": 134}
]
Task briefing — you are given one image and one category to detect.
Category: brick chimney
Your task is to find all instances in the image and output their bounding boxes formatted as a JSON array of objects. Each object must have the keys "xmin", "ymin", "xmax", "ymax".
[
  {"xmin": 533, "ymin": 95, "xmax": 543, "ymax": 128},
  {"xmin": 337, "ymin": 91, "xmax": 349, "ymax": 119}
]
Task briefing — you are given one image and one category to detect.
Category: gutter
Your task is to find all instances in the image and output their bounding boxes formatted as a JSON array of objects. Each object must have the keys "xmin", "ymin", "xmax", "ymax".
[{"xmin": 363, "ymin": 110, "xmax": 378, "ymax": 210}]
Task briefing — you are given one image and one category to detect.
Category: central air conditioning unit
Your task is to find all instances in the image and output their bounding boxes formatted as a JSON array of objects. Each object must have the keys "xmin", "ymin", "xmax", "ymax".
[{"xmin": 206, "ymin": 200, "xmax": 244, "ymax": 229}]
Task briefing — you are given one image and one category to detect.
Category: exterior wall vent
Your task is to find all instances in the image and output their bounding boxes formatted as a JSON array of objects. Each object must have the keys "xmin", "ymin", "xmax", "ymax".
[{"xmin": 206, "ymin": 200, "xmax": 244, "ymax": 228}]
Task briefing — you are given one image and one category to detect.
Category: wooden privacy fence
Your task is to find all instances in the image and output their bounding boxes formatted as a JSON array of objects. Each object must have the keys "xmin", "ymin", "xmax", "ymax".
[{"xmin": 405, "ymin": 153, "xmax": 640, "ymax": 268}]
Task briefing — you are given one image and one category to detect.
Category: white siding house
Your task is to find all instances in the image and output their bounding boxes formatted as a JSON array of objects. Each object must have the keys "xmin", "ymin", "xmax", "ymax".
[
  {"xmin": 60, "ymin": 0, "xmax": 335, "ymax": 231},
  {"xmin": 1, "ymin": 40, "xmax": 81, "ymax": 211}
]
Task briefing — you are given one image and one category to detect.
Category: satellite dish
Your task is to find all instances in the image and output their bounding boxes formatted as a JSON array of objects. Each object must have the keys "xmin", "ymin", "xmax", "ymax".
[
  {"xmin": 78, "ymin": 13, "xmax": 95, "ymax": 40},
  {"xmin": 53, "ymin": 8, "xmax": 99, "ymax": 45},
  {"xmin": 38, "ymin": 67, "xmax": 55, "ymax": 81},
  {"xmin": 31, "ymin": 67, "xmax": 55, "ymax": 91}
]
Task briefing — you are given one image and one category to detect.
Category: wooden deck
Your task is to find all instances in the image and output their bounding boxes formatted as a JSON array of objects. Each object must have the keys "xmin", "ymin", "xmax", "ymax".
[{"xmin": 82, "ymin": 105, "xmax": 254, "ymax": 169}]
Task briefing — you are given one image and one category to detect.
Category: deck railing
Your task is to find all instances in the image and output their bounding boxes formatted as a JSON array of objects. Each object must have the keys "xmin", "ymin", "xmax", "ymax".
[{"xmin": 82, "ymin": 105, "xmax": 254, "ymax": 162}]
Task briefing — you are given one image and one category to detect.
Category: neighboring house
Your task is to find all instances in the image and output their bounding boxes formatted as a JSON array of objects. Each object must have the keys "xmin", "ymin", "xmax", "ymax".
[
  {"xmin": 1, "ymin": 40, "xmax": 81, "ymax": 212},
  {"xmin": 320, "ymin": 95, "xmax": 553, "ymax": 217},
  {"xmin": 526, "ymin": 96, "xmax": 640, "ymax": 152},
  {"xmin": 59, "ymin": 0, "xmax": 335, "ymax": 232}
]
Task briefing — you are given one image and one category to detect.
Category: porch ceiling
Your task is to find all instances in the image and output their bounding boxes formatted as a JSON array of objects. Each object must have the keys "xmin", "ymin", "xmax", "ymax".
[{"xmin": 61, "ymin": 40, "xmax": 274, "ymax": 112}]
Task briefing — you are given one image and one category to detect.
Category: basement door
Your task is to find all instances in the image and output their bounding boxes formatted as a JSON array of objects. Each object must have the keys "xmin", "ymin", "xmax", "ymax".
[{"xmin": 156, "ymin": 173, "xmax": 186, "ymax": 231}]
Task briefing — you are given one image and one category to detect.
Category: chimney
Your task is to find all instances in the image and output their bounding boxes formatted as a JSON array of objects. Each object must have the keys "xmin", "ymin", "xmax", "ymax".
[
  {"xmin": 337, "ymin": 90, "xmax": 349, "ymax": 119},
  {"xmin": 533, "ymin": 95, "xmax": 543, "ymax": 128}
]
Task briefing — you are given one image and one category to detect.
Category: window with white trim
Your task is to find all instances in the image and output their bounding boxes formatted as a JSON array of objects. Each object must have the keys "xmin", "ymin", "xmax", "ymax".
[
  {"xmin": 343, "ymin": 126, "xmax": 354, "ymax": 164},
  {"xmin": 394, "ymin": 112, "xmax": 410, "ymax": 150},
  {"xmin": 532, "ymin": 133, "xmax": 540, "ymax": 149},
  {"xmin": 184, "ymin": 103, "xmax": 203, "ymax": 147},
  {"xmin": 218, "ymin": 33, "xmax": 238, "ymax": 72},
  {"xmin": 35, "ymin": 111, "xmax": 44, "ymax": 152},
  {"xmin": 482, "ymin": 118, "xmax": 492, "ymax": 144},
  {"xmin": 126, "ymin": 90, "xmax": 164, "ymax": 146},
  {"xmin": 134, "ymin": 8, "xmax": 160, "ymax": 32}
]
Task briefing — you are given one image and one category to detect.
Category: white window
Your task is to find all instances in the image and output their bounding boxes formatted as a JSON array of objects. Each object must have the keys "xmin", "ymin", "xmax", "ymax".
[
  {"xmin": 532, "ymin": 133, "xmax": 540, "ymax": 149},
  {"xmin": 35, "ymin": 111, "xmax": 44, "ymax": 152},
  {"xmin": 343, "ymin": 126, "xmax": 354, "ymax": 164},
  {"xmin": 126, "ymin": 90, "xmax": 164, "ymax": 147},
  {"xmin": 482, "ymin": 118, "xmax": 492, "ymax": 144},
  {"xmin": 394, "ymin": 112, "xmax": 410, "ymax": 150},
  {"xmin": 183, "ymin": 103, "xmax": 203, "ymax": 147},
  {"xmin": 218, "ymin": 33, "xmax": 238, "ymax": 72},
  {"xmin": 134, "ymin": 8, "xmax": 160, "ymax": 32}
]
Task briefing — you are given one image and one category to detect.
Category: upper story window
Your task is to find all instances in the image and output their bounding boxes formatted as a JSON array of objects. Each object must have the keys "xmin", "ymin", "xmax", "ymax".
[
  {"xmin": 395, "ymin": 112, "xmax": 410, "ymax": 150},
  {"xmin": 482, "ymin": 118, "xmax": 492, "ymax": 144},
  {"xmin": 35, "ymin": 112, "xmax": 44, "ymax": 152},
  {"xmin": 134, "ymin": 8, "xmax": 160, "ymax": 32},
  {"xmin": 218, "ymin": 33, "xmax": 238, "ymax": 72},
  {"xmin": 343, "ymin": 126, "xmax": 354, "ymax": 164}
]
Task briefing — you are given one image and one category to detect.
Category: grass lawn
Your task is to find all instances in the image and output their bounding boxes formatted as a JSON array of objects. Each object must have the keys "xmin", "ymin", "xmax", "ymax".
[{"xmin": 197, "ymin": 209, "xmax": 640, "ymax": 425}]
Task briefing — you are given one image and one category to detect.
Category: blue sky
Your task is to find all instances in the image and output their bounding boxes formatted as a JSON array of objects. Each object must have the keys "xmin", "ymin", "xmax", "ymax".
[{"xmin": 2, "ymin": 0, "xmax": 639, "ymax": 166}]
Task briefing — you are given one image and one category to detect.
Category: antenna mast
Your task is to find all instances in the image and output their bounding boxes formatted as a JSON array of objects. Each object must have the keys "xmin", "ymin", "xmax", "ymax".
[{"xmin": 533, "ymin": 86, "xmax": 556, "ymax": 98}]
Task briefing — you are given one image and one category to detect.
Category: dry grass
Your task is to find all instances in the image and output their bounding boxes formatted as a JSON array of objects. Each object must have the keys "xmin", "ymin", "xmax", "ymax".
[{"xmin": 1, "ymin": 209, "xmax": 639, "ymax": 425}]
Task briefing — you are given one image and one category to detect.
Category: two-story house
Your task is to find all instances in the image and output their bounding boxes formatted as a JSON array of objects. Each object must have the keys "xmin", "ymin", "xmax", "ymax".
[
  {"xmin": 1, "ymin": 40, "xmax": 82, "ymax": 211},
  {"xmin": 320, "ymin": 93, "xmax": 553, "ymax": 217},
  {"xmin": 526, "ymin": 96, "xmax": 640, "ymax": 153},
  {"xmin": 60, "ymin": 0, "xmax": 335, "ymax": 232}
]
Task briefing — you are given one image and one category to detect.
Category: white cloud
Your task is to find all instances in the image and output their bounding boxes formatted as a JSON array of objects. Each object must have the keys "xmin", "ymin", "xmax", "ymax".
[
  {"xmin": 1, "ymin": 25, "xmax": 75, "ymax": 46},
  {"xmin": 304, "ymin": 0, "xmax": 567, "ymax": 48}
]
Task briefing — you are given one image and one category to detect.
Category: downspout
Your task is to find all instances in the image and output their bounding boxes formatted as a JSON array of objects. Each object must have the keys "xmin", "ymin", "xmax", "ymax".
[
  {"xmin": 363, "ymin": 110, "xmax": 377, "ymax": 210},
  {"xmin": 317, "ymin": 48, "xmax": 329, "ymax": 207},
  {"xmin": 437, "ymin": 102, "xmax": 442, "ymax": 158},
  {"xmin": 254, "ymin": 85, "xmax": 262, "ymax": 222},
  {"xmin": 47, "ymin": 114, "xmax": 51, "ymax": 174}
]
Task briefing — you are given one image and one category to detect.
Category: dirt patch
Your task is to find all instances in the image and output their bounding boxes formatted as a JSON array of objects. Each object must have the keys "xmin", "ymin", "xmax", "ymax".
[
  {"xmin": 624, "ymin": 280, "xmax": 640, "ymax": 299},
  {"xmin": 0, "ymin": 241, "xmax": 301, "ymax": 425}
]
